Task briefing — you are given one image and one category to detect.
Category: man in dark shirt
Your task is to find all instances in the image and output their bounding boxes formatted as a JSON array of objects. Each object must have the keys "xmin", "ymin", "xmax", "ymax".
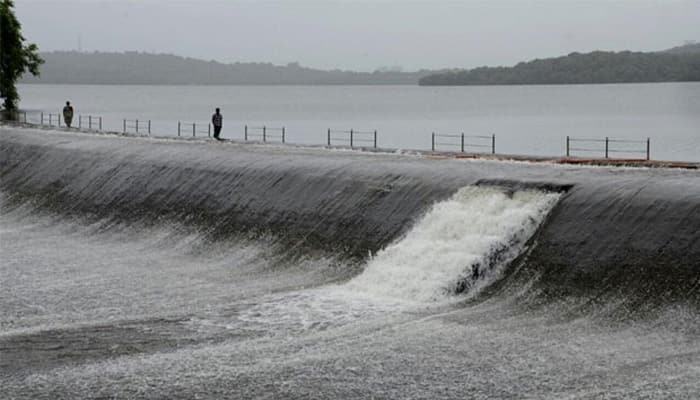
[
  {"xmin": 212, "ymin": 108, "xmax": 223, "ymax": 140},
  {"xmin": 62, "ymin": 101, "xmax": 74, "ymax": 127}
]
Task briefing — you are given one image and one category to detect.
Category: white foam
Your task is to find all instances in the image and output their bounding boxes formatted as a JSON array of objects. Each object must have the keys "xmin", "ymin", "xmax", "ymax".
[
  {"xmin": 344, "ymin": 186, "xmax": 561, "ymax": 303},
  {"xmin": 200, "ymin": 186, "xmax": 561, "ymax": 337}
]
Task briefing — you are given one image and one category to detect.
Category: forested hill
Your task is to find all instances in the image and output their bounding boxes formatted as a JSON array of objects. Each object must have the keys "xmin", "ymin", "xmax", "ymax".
[
  {"xmin": 20, "ymin": 51, "xmax": 431, "ymax": 85},
  {"xmin": 419, "ymin": 44, "xmax": 700, "ymax": 86},
  {"xmin": 20, "ymin": 44, "xmax": 700, "ymax": 86}
]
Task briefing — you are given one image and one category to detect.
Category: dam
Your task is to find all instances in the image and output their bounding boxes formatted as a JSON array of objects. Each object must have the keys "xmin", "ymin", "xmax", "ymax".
[{"xmin": 1, "ymin": 126, "xmax": 699, "ymax": 399}]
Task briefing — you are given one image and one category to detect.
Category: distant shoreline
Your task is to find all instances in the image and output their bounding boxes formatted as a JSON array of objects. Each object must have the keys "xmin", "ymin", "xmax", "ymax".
[
  {"xmin": 20, "ymin": 51, "xmax": 429, "ymax": 86},
  {"xmin": 420, "ymin": 44, "xmax": 700, "ymax": 86},
  {"xmin": 20, "ymin": 43, "xmax": 700, "ymax": 86}
]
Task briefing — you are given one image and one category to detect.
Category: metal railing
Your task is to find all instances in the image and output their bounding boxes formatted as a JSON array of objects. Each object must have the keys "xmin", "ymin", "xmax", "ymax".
[
  {"xmin": 123, "ymin": 119, "xmax": 151, "ymax": 135},
  {"xmin": 566, "ymin": 136, "xmax": 650, "ymax": 160},
  {"xmin": 7, "ymin": 108, "xmax": 666, "ymax": 163},
  {"xmin": 78, "ymin": 115, "xmax": 102, "ymax": 131},
  {"xmin": 178, "ymin": 121, "xmax": 211, "ymax": 137},
  {"xmin": 245, "ymin": 125, "xmax": 286, "ymax": 143},
  {"xmin": 431, "ymin": 132, "xmax": 495, "ymax": 154},
  {"xmin": 40, "ymin": 112, "xmax": 62, "ymax": 127},
  {"xmin": 327, "ymin": 129, "xmax": 377, "ymax": 148}
]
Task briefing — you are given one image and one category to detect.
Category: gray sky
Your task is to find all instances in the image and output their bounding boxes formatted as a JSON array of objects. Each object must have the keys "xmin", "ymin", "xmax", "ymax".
[{"xmin": 15, "ymin": 0, "xmax": 700, "ymax": 72}]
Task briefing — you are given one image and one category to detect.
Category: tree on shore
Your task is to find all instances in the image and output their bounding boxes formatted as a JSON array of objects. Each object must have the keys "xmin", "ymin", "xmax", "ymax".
[{"xmin": 0, "ymin": 0, "xmax": 43, "ymax": 118}]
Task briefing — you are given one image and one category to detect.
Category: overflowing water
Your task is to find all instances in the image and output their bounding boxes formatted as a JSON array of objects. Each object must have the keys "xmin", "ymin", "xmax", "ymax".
[
  {"xmin": 1, "ymin": 127, "xmax": 699, "ymax": 399},
  {"xmin": 346, "ymin": 187, "xmax": 561, "ymax": 303}
]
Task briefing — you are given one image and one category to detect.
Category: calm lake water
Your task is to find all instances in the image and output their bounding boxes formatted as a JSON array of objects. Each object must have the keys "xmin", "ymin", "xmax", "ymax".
[{"xmin": 18, "ymin": 82, "xmax": 700, "ymax": 161}]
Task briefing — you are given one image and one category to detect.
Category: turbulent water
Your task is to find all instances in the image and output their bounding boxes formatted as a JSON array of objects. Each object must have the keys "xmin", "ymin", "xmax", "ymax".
[
  {"xmin": 17, "ymin": 82, "xmax": 700, "ymax": 162},
  {"xmin": 1, "ymin": 126, "xmax": 699, "ymax": 399}
]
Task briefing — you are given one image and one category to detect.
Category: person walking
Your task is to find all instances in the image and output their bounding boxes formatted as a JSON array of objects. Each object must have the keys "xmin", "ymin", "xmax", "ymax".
[
  {"xmin": 62, "ymin": 101, "xmax": 74, "ymax": 127},
  {"xmin": 212, "ymin": 108, "xmax": 223, "ymax": 140}
]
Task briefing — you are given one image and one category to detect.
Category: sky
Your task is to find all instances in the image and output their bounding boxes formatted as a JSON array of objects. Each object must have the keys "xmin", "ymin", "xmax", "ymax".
[{"xmin": 14, "ymin": 0, "xmax": 700, "ymax": 72}]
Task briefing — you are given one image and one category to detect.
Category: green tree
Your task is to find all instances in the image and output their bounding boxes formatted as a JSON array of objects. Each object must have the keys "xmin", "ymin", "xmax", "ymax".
[{"xmin": 0, "ymin": 0, "xmax": 43, "ymax": 118}]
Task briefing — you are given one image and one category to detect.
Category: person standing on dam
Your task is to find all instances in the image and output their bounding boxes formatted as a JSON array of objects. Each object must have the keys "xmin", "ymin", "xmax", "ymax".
[
  {"xmin": 212, "ymin": 108, "xmax": 223, "ymax": 140},
  {"xmin": 62, "ymin": 101, "xmax": 74, "ymax": 127}
]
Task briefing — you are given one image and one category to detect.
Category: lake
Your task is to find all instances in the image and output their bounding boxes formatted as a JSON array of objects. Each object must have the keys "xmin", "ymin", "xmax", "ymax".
[{"xmin": 18, "ymin": 82, "xmax": 700, "ymax": 161}]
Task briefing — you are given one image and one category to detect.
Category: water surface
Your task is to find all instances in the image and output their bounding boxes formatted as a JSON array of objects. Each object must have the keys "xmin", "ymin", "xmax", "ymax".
[{"xmin": 18, "ymin": 82, "xmax": 700, "ymax": 161}]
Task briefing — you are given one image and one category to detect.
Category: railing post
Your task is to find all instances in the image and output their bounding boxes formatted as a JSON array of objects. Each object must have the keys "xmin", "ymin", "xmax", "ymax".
[
  {"xmin": 244, "ymin": 125, "xmax": 248, "ymax": 141},
  {"xmin": 78, "ymin": 115, "xmax": 82, "ymax": 129},
  {"xmin": 123, "ymin": 119, "xmax": 126, "ymax": 133},
  {"xmin": 605, "ymin": 137, "xmax": 609, "ymax": 158},
  {"xmin": 177, "ymin": 121, "xmax": 181, "ymax": 136},
  {"xmin": 40, "ymin": 112, "xmax": 43, "ymax": 125},
  {"xmin": 208, "ymin": 124, "xmax": 211, "ymax": 137},
  {"xmin": 282, "ymin": 127, "xmax": 286, "ymax": 143},
  {"xmin": 374, "ymin": 130, "xmax": 377, "ymax": 148},
  {"xmin": 193, "ymin": 123, "xmax": 196, "ymax": 138},
  {"xmin": 350, "ymin": 129, "xmax": 354, "ymax": 148},
  {"xmin": 491, "ymin": 134, "xmax": 496, "ymax": 154},
  {"xmin": 432, "ymin": 132, "xmax": 435, "ymax": 151},
  {"xmin": 99, "ymin": 117, "xmax": 102, "ymax": 131},
  {"xmin": 148, "ymin": 120, "xmax": 151, "ymax": 136},
  {"xmin": 136, "ymin": 119, "xmax": 139, "ymax": 134},
  {"xmin": 327, "ymin": 128, "xmax": 331, "ymax": 146},
  {"xmin": 263, "ymin": 126, "xmax": 266, "ymax": 142},
  {"xmin": 89, "ymin": 115, "xmax": 93, "ymax": 130},
  {"xmin": 566, "ymin": 136, "xmax": 570, "ymax": 157},
  {"xmin": 461, "ymin": 133, "xmax": 465, "ymax": 153},
  {"xmin": 646, "ymin": 138, "xmax": 650, "ymax": 160}
]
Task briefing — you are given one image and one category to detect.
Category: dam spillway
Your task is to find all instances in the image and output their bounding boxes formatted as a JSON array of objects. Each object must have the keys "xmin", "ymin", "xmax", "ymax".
[{"xmin": 1, "ymin": 126, "xmax": 699, "ymax": 399}]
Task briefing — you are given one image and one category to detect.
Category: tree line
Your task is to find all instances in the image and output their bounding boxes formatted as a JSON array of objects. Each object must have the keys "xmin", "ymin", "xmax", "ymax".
[
  {"xmin": 19, "ymin": 51, "xmax": 431, "ymax": 85},
  {"xmin": 420, "ymin": 46, "xmax": 700, "ymax": 86}
]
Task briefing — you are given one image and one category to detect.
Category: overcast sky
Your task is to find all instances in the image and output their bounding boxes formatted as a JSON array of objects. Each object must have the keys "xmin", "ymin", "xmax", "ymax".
[{"xmin": 15, "ymin": 0, "xmax": 700, "ymax": 72}]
